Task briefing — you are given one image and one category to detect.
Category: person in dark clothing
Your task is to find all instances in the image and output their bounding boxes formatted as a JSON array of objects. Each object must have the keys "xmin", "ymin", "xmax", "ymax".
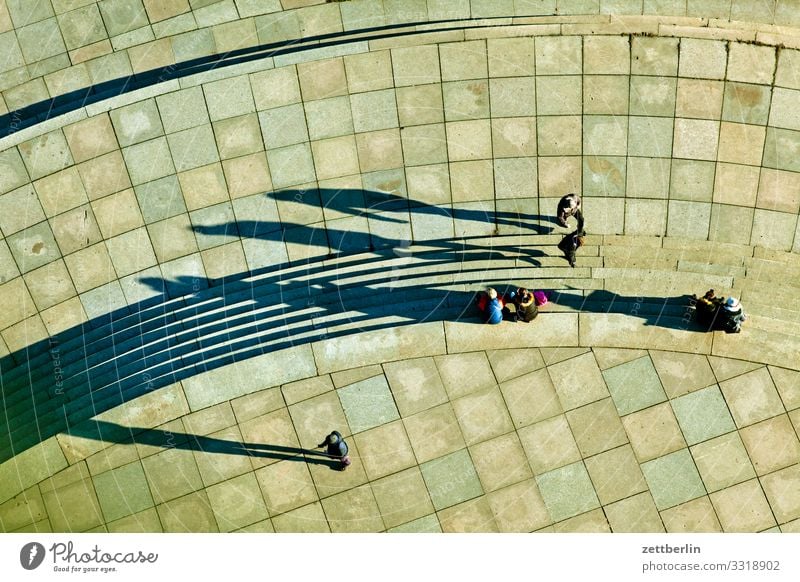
[
  {"xmin": 510, "ymin": 288, "xmax": 539, "ymax": 322},
  {"xmin": 694, "ymin": 289, "xmax": 722, "ymax": 328},
  {"xmin": 476, "ymin": 287, "xmax": 504, "ymax": 324},
  {"xmin": 317, "ymin": 430, "xmax": 351, "ymax": 470},
  {"xmin": 558, "ymin": 230, "xmax": 585, "ymax": 267},
  {"xmin": 718, "ymin": 297, "xmax": 747, "ymax": 333},
  {"xmin": 557, "ymin": 193, "xmax": 584, "ymax": 231}
]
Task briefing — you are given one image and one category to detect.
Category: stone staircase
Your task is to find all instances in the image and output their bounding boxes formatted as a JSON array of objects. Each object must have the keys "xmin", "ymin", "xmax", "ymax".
[{"xmin": 0, "ymin": 233, "xmax": 797, "ymax": 464}]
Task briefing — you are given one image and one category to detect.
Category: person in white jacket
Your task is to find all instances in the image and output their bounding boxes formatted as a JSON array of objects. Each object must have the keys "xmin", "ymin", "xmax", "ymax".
[{"xmin": 557, "ymin": 193, "xmax": 584, "ymax": 231}]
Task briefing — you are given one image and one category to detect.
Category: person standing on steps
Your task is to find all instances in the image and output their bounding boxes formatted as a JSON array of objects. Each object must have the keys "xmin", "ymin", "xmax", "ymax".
[
  {"xmin": 557, "ymin": 193, "xmax": 584, "ymax": 231},
  {"xmin": 558, "ymin": 230, "xmax": 585, "ymax": 268},
  {"xmin": 317, "ymin": 430, "xmax": 351, "ymax": 470}
]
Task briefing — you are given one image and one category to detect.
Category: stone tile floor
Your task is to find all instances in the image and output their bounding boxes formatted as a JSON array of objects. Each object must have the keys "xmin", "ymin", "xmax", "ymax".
[
  {"xmin": 1, "ymin": 18, "xmax": 800, "ymax": 535},
  {"xmin": 2, "ymin": 346, "xmax": 798, "ymax": 533}
]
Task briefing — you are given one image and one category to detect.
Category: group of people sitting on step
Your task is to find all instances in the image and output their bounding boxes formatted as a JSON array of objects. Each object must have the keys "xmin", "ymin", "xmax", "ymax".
[
  {"xmin": 694, "ymin": 289, "xmax": 748, "ymax": 333},
  {"xmin": 476, "ymin": 287, "xmax": 548, "ymax": 324}
]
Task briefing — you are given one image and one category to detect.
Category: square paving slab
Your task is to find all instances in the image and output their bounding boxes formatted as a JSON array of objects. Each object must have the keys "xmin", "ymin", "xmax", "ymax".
[
  {"xmin": 438, "ymin": 497, "xmax": 498, "ymax": 533},
  {"xmin": 271, "ymin": 502, "xmax": 330, "ymax": 533},
  {"xmin": 352, "ymin": 420, "xmax": 417, "ymax": 481},
  {"xmin": 605, "ymin": 492, "xmax": 664, "ymax": 533},
  {"xmin": 689, "ymin": 431, "xmax": 756, "ymax": 493},
  {"xmin": 452, "ymin": 386, "xmax": 514, "ymax": 446},
  {"xmin": 337, "ymin": 375, "xmax": 400, "ymax": 434},
  {"xmin": 660, "ymin": 496, "xmax": 722, "ymax": 533},
  {"xmin": 602, "ymin": 355, "xmax": 667, "ymax": 415},
  {"xmin": 434, "ymin": 352, "xmax": 497, "ymax": 399},
  {"xmin": 518, "ymin": 414, "xmax": 581, "ymax": 475},
  {"xmin": 548, "ymin": 352, "xmax": 609, "ymax": 410},
  {"xmin": 320, "ymin": 484, "xmax": 384, "ymax": 533},
  {"xmin": 403, "ymin": 403, "xmax": 466, "ymax": 464},
  {"xmin": 205, "ymin": 472, "xmax": 268, "ymax": 533},
  {"xmin": 719, "ymin": 367, "xmax": 785, "ymax": 428},
  {"xmin": 535, "ymin": 461, "xmax": 600, "ymax": 523},
  {"xmin": 156, "ymin": 491, "xmax": 218, "ymax": 533},
  {"xmin": 584, "ymin": 444, "xmax": 647, "ymax": 506},
  {"xmin": 371, "ymin": 467, "xmax": 434, "ymax": 529},
  {"xmin": 470, "ymin": 433, "xmax": 533, "ymax": 493},
  {"xmin": 739, "ymin": 414, "xmax": 800, "ymax": 476},
  {"xmin": 92, "ymin": 461, "xmax": 154, "ymax": 523},
  {"xmin": 420, "ymin": 449, "xmax": 483, "ymax": 511},
  {"xmin": 486, "ymin": 479, "xmax": 551, "ymax": 533},
  {"xmin": 671, "ymin": 385, "xmax": 737, "ymax": 446},
  {"xmin": 382, "ymin": 357, "xmax": 448, "ymax": 417},
  {"xmin": 641, "ymin": 448, "xmax": 706, "ymax": 510},
  {"xmin": 566, "ymin": 398, "xmax": 628, "ymax": 457},
  {"xmin": 709, "ymin": 479, "xmax": 777, "ymax": 532},
  {"xmin": 649, "ymin": 351, "xmax": 716, "ymax": 398},
  {"xmin": 254, "ymin": 460, "xmax": 317, "ymax": 517},
  {"xmin": 760, "ymin": 464, "xmax": 800, "ymax": 525}
]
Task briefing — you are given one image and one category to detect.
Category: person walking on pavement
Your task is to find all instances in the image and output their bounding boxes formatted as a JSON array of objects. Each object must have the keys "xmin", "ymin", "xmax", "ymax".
[{"xmin": 317, "ymin": 430, "xmax": 351, "ymax": 470}]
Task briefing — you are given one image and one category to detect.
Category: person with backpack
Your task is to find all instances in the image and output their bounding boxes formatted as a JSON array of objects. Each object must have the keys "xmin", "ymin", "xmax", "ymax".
[{"xmin": 317, "ymin": 430, "xmax": 351, "ymax": 470}]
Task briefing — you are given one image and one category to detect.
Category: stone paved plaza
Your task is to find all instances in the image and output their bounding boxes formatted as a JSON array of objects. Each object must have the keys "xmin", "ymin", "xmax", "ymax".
[{"xmin": 1, "ymin": 1, "xmax": 800, "ymax": 533}]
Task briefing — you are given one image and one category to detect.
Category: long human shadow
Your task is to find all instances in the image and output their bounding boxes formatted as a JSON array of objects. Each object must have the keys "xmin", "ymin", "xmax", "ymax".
[
  {"xmin": 549, "ymin": 289, "xmax": 710, "ymax": 331},
  {"xmin": 69, "ymin": 420, "xmax": 342, "ymax": 469},
  {"xmin": 268, "ymin": 188, "xmax": 559, "ymax": 235},
  {"xmin": 194, "ymin": 219, "xmax": 546, "ymax": 273}
]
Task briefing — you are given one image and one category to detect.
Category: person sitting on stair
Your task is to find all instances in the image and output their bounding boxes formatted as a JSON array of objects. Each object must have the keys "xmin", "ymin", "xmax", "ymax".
[
  {"xmin": 476, "ymin": 287, "xmax": 505, "ymax": 324},
  {"xmin": 718, "ymin": 297, "xmax": 747, "ymax": 333}
]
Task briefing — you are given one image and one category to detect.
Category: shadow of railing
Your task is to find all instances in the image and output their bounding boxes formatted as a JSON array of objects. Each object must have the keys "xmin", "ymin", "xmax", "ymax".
[
  {"xmin": 0, "ymin": 228, "xmax": 542, "ymax": 464},
  {"xmin": 0, "ymin": 187, "xmax": 706, "ymax": 465}
]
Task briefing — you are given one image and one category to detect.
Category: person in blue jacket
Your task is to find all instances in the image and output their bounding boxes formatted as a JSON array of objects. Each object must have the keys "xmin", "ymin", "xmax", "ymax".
[{"xmin": 476, "ymin": 287, "xmax": 504, "ymax": 324}]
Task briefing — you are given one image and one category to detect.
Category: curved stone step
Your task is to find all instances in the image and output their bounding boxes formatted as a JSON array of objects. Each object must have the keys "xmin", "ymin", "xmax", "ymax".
[
  {"xmin": 2, "ymin": 241, "xmax": 796, "ymax": 412},
  {"xmin": 2, "ymin": 257, "xmax": 794, "ymax": 411}
]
